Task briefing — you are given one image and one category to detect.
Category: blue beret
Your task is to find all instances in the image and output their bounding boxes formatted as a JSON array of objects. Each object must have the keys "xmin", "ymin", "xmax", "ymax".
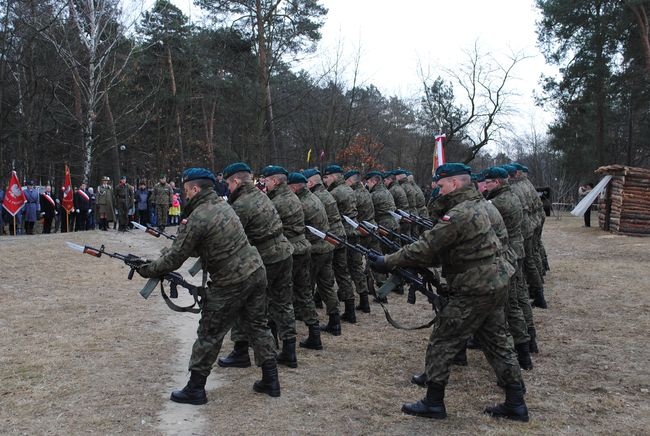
[
  {"xmin": 383, "ymin": 171, "xmax": 395, "ymax": 178},
  {"xmin": 522, "ymin": 166, "xmax": 529, "ymax": 173},
  {"xmin": 344, "ymin": 169, "xmax": 360, "ymax": 180},
  {"xmin": 434, "ymin": 163, "xmax": 472, "ymax": 180},
  {"xmin": 392, "ymin": 168, "xmax": 407, "ymax": 176},
  {"xmin": 182, "ymin": 167, "xmax": 216, "ymax": 184},
  {"xmin": 484, "ymin": 166, "xmax": 508, "ymax": 180},
  {"xmin": 302, "ymin": 168, "xmax": 321, "ymax": 179},
  {"xmin": 222, "ymin": 162, "xmax": 251, "ymax": 179},
  {"xmin": 471, "ymin": 172, "xmax": 486, "ymax": 183},
  {"xmin": 405, "ymin": 170, "xmax": 413, "ymax": 176},
  {"xmin": 287, "ymin": 172, "xmax": 308, "ymax": 185},
  {"xmin": 511, "ymin": 162, "xmax": 526, "ymax": 172},
  {"xmin": 364, "ymin": 170, "xmax": 384, "ymax": 180},
  {"xmin": 502, "ymin": 164, "xmax": 517, "ymax": 176},
  {"xmin": 323, "ymin": 164, "xmax": 343, "ymax": 175},
  {"xmin": 261, "ymin": 165, "xmax": 288, "ymax": 177}
]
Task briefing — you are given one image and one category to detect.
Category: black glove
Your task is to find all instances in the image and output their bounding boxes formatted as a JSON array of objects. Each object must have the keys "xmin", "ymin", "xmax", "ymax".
[{"xmin": 368, "ymin": 254, "xmax": 390, "ymax": 274}]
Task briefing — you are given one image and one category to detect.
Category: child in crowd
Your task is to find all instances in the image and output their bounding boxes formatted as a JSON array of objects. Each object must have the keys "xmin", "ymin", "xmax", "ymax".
[{"xmin": 169, "ymin": 193, "xmax": 181, "ymax": 225}]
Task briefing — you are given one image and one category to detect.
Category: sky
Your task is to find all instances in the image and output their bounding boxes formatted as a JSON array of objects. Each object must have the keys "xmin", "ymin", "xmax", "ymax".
[{"xmin": 164, "ymin": 0, "xmax": 557, "ymax": 144}]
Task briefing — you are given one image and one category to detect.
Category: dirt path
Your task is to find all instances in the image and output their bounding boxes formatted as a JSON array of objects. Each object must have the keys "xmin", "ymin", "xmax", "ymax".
[{"xmin": 1, "ymin": 216, "xmax": 649, "ymax": 435}]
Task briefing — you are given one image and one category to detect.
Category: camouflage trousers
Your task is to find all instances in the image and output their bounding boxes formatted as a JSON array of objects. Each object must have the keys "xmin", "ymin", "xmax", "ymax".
[
  {"xmin": 523, "ymin": 236, "xmax": 543, "ymax": 293},
  {"xmin": 332, "ymin": 244, "xmax": 355, "ymax": 301},
  {"xmin": 505, "ymin": 268, "xmax": 530, "ymax": 345},
  {"xmin": 310, "ymin": 251, "xmax": 340, "ymax": 315},
  {"xmin": 232, "ymin": 255, "xmax": 296, "ymax": 342},
  {"xmin": 292, "ymin": 252, "xmax": 319, "ymax": 327},
  {"xmin": 424, "ymin": 290, "xmax": 522, "ymax": 387},
  {"xmin": 347, "ymin": 234, "xmax": 369, "ymax": 296},
  {"xmin": 533, "ymin": 221, "xmax": 546, "ymax": 277},
  {"xmin": 515, "ymin": 259, "xmax": 535, "ymax": 330},
  {"xmin": 155, "ymin": 204, "xmax": 169, "ymax": 227},
  {"xmin": 189, "ymin": 267, "xmax": 275, "ymax": 376}
]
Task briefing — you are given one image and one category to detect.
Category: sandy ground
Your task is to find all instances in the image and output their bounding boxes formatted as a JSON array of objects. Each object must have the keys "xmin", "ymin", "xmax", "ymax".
[{"xmin": 1, "ymin": 215, "xmax": 649, "ymax": 435}]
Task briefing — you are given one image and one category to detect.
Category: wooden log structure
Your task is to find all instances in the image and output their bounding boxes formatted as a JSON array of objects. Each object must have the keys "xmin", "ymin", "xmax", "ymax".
[{"xmin": 595, "ymin": 165, "xmax": 650, "ymax": 236}]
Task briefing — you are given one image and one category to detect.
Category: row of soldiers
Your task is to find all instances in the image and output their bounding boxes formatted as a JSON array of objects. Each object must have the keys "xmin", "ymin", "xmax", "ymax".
[{"xmin": 136, "ymin": 160, "xmax": 549, "ymax": 422}]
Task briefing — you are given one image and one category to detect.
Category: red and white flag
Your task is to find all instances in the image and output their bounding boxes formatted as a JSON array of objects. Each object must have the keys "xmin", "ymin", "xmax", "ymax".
[
  {"xmin": 433, "ymin": 134, "xmax": 446, "ymax": 171},
  {"xmin": 62, "ymin": 165, "xmax": 74, "ymax": 213},
  {"xmin": 2, "ymin": 171, "xmax": 27, "ymax": 216}
]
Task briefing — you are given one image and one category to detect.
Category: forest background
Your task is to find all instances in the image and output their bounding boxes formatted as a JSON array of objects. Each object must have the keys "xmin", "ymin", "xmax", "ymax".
[{"xmin": 0, "ymin": 0, "xmax": 648, "ymax": 203}]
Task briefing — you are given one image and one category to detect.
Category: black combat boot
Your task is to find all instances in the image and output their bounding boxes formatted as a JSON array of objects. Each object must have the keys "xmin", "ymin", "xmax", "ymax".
[
  {"xmin": 528, "ymin": 327, "xmax": 539, "ymax": 353},
  {"xmin": 313, "ymin": 292, "xmax": 324, "ymax": 309},
  {"xmin": 276, "ymin": 338, "xmax": 298, "ymax": 368},
  {"xmin": 466, "ymin": 335, "xmax": 482, "ymax": 350},
  {"xmin": 356, "ymin": 293, "xmax": 371, "ymax": 313},
  {"xmin": 484, "ymin": 382, "xmax": 529, "ymax": 422},
  {"xmin": 299, "ymin": 324, "xmax": 323, "ymax": 350},
  {"xmin": 340, "ymin": 299, "xmax": 357, "ymax": 324},
  {"xmin": 401, "ymin": 382, "xmax": 447, "ymax": 419},
  {"xmin": 411, "ymin": 372, "xmax": 427, "ymax": 387},
  {"xmin": 217, "ymin": 341, "xmax": 251, "ymax": 368},
  {"xmin": 319, "ymin": 313, "xmax": 341, "ymax": 336},
  {"xmin": 452, "ymin": 347, "xmax": 468, "ymax": 366},
  {"xmin": 531, "ymin": 288, "xmax": 548, "ymax": 309},
  {"xmin": 515, "ymin": 342, "xmax": 533, "ymax": 370},
  {"xmin": 170, "ymin": 371, "xmax": 208, "ymax": 405},
  {"xmin": 101, "ymin": 218, "xmax": 108, "ymax": 231},
  {"xmin": 253, "ymin": 359, "xmax": 281, "ymax": 397}
]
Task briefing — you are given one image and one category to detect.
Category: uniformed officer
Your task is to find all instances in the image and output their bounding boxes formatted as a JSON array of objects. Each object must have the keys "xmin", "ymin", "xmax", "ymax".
[
  {"xmin": 96, "ymin": 176, "xmax": 115, "ymax": 231},
  {"xmin": 138, "ymin": 168, "xmax": 279, "ymax": 404},
  {"xmin": 114, "ymin": 176, "xmax": 134, "ymax": 232},
  {"xmin": 369, "ymin": 163, "xmax": 528, "ymax": 422}
]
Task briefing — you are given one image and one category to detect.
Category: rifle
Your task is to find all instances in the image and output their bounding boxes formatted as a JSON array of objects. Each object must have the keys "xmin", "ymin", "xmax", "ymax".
[
  {"xmin": 362, "ymin": 220, "xmax": 416, "ymax": 245},
  {"xmin": 343, "ymin": 215, "xmax": 401, "ymax": 253},
  {"xmin": 396, "ymin": 209, "xmax": 435, "ymax": 230},
  {"xmin": 131, "ymin": 220, "xmax": 176, "ymax": 240},
  {"xmin": 65, "ymin": 242, "xmax": 204, "ymax": 313},
  {"xmin": 305, "ymin": 226, "xmax": 445, "ymax": 329}
]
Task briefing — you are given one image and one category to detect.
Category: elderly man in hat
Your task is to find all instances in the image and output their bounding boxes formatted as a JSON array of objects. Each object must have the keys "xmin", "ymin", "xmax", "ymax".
[
  {"xmin": 369, "ymin": 162, "xmax": 529, "ymax": 422},
  {"xmin": 96, "ymin": 176, "xmax": 115, "ymax": 231},
  {"xmin": 138, "ymin": 167, "xmax": 280, "ymax": 404}
]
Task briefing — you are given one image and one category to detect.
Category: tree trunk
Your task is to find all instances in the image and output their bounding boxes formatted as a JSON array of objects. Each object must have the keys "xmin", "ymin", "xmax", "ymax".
[
  {"xmin": 165, "ymin": 45, "xmax": 184, "ymax": 170},
  {"xmin": 629, "ymin": 4, "xmax": 650, "ymax": 75},
  {"xmin": 202, "ymin": 97, "xmax": 217, "ymax": 171},
  {"xmin": 256, "ymin": 0, "xmax": 277, "ymax": 163},
  {"xmin": 104, "ymin": 91, "xmax": 121, "ymax": 185}
]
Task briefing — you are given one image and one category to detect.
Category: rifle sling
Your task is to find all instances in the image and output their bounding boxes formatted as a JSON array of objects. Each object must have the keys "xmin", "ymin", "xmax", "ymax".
[
  {"xmin": 376, "ymin": 299, "xmax": 437, "ymax": 330},
  {"xmin": 159, "ymin": 280, "xmax": 204, "ymax": 314}
]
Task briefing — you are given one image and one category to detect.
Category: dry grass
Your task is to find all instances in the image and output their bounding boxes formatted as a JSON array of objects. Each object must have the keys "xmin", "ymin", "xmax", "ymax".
[{"xmin": 1, "ymin": 215, "xmax": 649, "ymax": 435}]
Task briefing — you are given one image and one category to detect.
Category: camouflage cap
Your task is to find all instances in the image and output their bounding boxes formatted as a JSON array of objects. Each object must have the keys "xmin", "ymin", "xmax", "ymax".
[
  {"xmin": 343, "ymin": 169, "xmax": 360, "ymax": 180},
  {"xmin": 182, "ymin": 167, "xmax": 217, "ymax": 184},
  {"xmin": 222, "ymin": 162, "xmax": 251, "ymax": 179},
  {"xmin": 364, "ymin": 170, "xmax": 384, "ymax": 180},
  {"xmin": 434, "ymin": 163, "xmax": 471, "ymax": 180},
  {"xmin": 260, "ymin": 165, "xmax": 288, "ymax": 177},
  {"xmin": 323, "ymin": 164, "xmax": 343, "ymax": 175},
  {"xmin": 287, "ymin": 172, "xmax": 308, "ymax": 185},
  {"xmin": 483, "ymin": 166, "xmax": 509, "ymax": 180},
  {"xmin": 302, "ymin": 168, "xmax": 321, "ymax": 179}
]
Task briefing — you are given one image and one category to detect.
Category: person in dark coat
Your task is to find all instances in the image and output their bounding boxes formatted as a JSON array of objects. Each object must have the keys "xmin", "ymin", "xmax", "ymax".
[
  {"xmin": 23, "ymin": 180, "xmax": 40, "ymax": 235},
  {"xmin": 40, "ymin": 184, "xmax": 57, "ymax": 234},
  {"xmin": 74, "ymin": 183, "xmax": 91, "ymax": 231}
]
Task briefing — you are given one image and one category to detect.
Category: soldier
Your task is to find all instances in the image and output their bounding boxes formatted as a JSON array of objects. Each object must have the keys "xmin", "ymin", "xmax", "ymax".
[
  {"xmin": 304, "ymin": 168, "xmax": 344, "ymax": 335},
  {"xmin": 74, "ymin": 183, "xmax": 91, "ymax": 231},
  {"xmin": 484, "ymin": 166, "xmax": 533, "ymax": 370},
  {"xmin": 521, "ymin": 165, "xmax": 549, "ymax": 279},
  {"xmin": 384, "ymin": 171, "xmax": 410, "ymax": 237},
  {"xmin": 137, "ymin": 167, "xmax": 280, "ymax": 404},
  {"xmin": 114, "ymin": 176, "xmax": 134, "ymax": 232},
  {"xmin": 39, "ymin": 184, "xmax": 57, "ymax": 234},
  {"xmin": 408, "ymin": 171, "xmax": 429, "ymax": 219},
  {"xmin": 369, "ymin": 163, "xmax": 528, "ymax": 422},
  {"xmin": 288, "ymin": 172, "xmax": 337, "ymax": 349},
  {"xmin": 152, "ymin": 175, "xmax": 173, "ymax": 232},
  {"xmin": 23, "ymin": 180, "xmax": 40, "ymax": 235},
  {"xmin": 344, "ymin": 169, "xmax": 375, "ymax": 312},
  {"xmin": 322, "ymin": 164, "xmax": 360, "ymax": 324},
  {"xmin": 426, "ymin": 177, "xmax": 441, "ymax": 217},
  {"xmin": 97, "ymin": 176, "xmax": 115, "ymax": 231},
  {"xmin": 216, "ymin": 163, "xmax": 297, "ymax": 369},
  {"xmin": 396, "ymin": 169, "xmax": 418, "ymax": 235}
]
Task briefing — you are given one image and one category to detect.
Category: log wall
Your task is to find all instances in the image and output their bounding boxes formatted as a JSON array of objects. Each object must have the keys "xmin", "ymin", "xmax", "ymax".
[{"xmin": 596, "ymin": 165, "xmax": 650, "ymax": 236}]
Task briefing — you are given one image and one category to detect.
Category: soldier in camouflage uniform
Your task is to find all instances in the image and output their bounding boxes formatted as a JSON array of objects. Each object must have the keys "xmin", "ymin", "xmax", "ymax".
[
  {"xmin": 521, "ymin": 166, "xmax": 549, "ymax": 279},
  {"xmin": 114, "ymin": 176, "xmax": 134, "ymax": 232},
  {"xmin": 138, "ymin": 168, "xmax": 280, "ymax": 404},
  {"xmin": 304, "ymin": 168, "xmax": 345, "ymax": 335},
  {"xmin": 216, "ymin": 163, "xmax": 297, "ymax": 369},
  {"xmin": 288, "ymin": 172, "xmax": 338, "ymax": 348},
  {"xmin": 408, "ymin": 172, "xmax": 430, "ymax": 219},
  {"xmin": 484, "ymin": 167, "xmax": 533, "ymax": 370},
  {"xmin": 344, "ymin": 169, "xmax": 375, "ymax": 313},
  {"xmin": 322, "ymin": 164, "xmax": 360, "ymax": 324},
  {"xmin": 396, "ymin": 169, "xmax": 418, "ymax": 235},
  {"xmin": 426, "ymin": 177, "xmax": 441, "ymax": 218},
  {"xmin": 151, "ymin": 176, "xmax": 173, "ymax": 232},
  {"xmin": 385, "ymin": 171, "xmax": 411, "ymax": 237},
  {"xmin": 369, "ymin": 163, "xmax": 528, "ymax": 422}
]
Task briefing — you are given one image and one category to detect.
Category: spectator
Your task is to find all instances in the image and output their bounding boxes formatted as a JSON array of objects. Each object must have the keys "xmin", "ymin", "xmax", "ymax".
[
  {"xmin": 578, "ymin": 183, "xmax": 594, "ymax": 227},
  {"xmin": 215, "ymin": 172, "xmax": 229, "ymax": 197},
  {"xmin": 23, "ymin": 180, "xmax": 40, "ymax": 235},
  {"xmin": 87, "ymin": 187, "xmax": 96, "ymax": 229},
  {"xmin": 74, "ymin": 183, "xmax": 91, "ymax": 231},
  {"xmin": 135, "ymin": 181, "xmax": 150, "ymax": 225},
  {"xmin": 40, "ymin": 184, "xmax": 57, "ymax": 234},
  {"xmin": 169, "ymin": 193, "xmax": 181, "ymax": 225}
]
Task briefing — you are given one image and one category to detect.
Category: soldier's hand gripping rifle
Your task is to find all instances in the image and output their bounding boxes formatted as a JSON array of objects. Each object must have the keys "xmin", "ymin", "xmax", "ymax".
[
  {"xmin": 131, "ymin": 221, "xmax": 176, "ymax": 240},
  {"xmin": 66, "ymin": 242, "xmax": 204, "ymax": 313},
  {"xmin": 396, "ymin": 209, "xmax": 435, "ymax": 230},
  {"xmin": 306, "ymin": 226, "xmax": 444, "ymax": 329}
]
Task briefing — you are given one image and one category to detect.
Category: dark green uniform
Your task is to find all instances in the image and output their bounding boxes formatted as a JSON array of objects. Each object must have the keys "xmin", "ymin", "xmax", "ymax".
[
  {"xmin": 114, "ymin": 182, "xmax": 134, "ymax": 229},
  {"xmin": 412, "ymin": 181, "xmax": 429, "ymax": 219},
  {"xmin": 152, "ymin": 182, "xmax": 173, "ymax": 228},
  {"xmin": 384, "ymin": 185, "xmax": 522, "ymax": 388},
  {"xmin": 229, "ymin": 181, "xmax": 295, "ymax": 342},
  {"xmin": 370, "ymin": 181, "xmax": 398, "ymax": 231},
  {"xmin": 138, "ymin": 188, "xmax": 275, "ymax": 375}
]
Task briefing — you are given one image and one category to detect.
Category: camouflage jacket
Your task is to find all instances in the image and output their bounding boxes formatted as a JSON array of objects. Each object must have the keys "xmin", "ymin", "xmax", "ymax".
[
  {"xmin": 399, "ymin": 179, "xmax": 418, "ymax": 213},
  {"xmin": 151, "ymin": 182, "xmax": 173, "ymax": 205},
  {"xmin": 387, "ymin": 180, "xmax": 409, "ymax": 213},
  {"xmin": 351, "ymin": 181, "xmax": 375, "ymax": 224},
  {"xmin": 487, "ymin": 184, "xmax": 525, "ymax": 262},
  {"xmin": 268, "ymin": 182, "xmax": 310, "ymax": 256},
  {"xmin": 369, "ymin": 182, "xmax": 398, "ymax": 230},
  {"xmin": 311, "ymin": 182, "xmax": 346, "ymax": 238},
  {"xmin": 482, "ymin": 198, "xmax": 511, "ymax": 265},
  {"xmin": 296, "ymin": 185, "xmax": 333, "ymax": 255},
  {"xmin": 509, "ymin": 178, "xmax": 534, "ymax": 239},
  {"xmin": 522, "ymin": 177, "xmax": 545, "ymax": 227},
  {"xmin": 229, "ymin": 181, "xmax": 293, "ymax": 264},
  {"xmin": 411, "ymin": 181, "xmax": 429, "ymax": 218},
  {"xmin": 327, "ymin": 178, "xmax": 358, "ymax": 237},
  {"xmin": 139, "ymin": 187, "xmax": 264, "ymax": 288},
  {"xmin": 385, "ymin": 185, "xmax": 509, "ymax": 296}
]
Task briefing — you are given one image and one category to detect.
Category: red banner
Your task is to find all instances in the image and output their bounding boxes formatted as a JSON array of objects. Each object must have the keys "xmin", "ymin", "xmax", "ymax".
[
  {"xmin": 62, "ymin": 165, "xmax": 74, "ymax": 213},
  {"xmin": 2, "ymin": 171, "xmax": 27, "ymax": 216}
]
